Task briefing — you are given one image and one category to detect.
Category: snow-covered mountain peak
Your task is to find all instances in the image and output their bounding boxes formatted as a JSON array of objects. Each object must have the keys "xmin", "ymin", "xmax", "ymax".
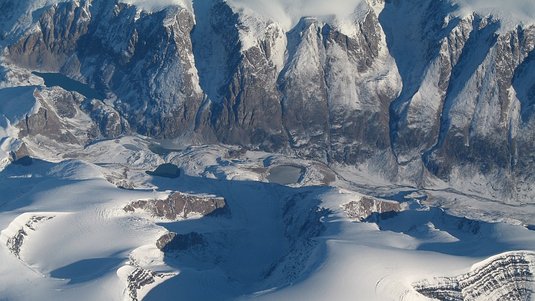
[
  {"xmin": 226, "ymin": 0, "xmax": 372, "ymax": 35},
  {"xmin": 120, "ymin": 0, "xmax": 192, "ymax": 13},
  {"xmin": 452, "ymin": 0, "xmax": 535, "ymax": 31},
  {"xmin": 222, "ymin": 0, "xmax": 535, "ymax": 34},
  {"xmin": 5, "ymin": 0, "xmax": 532, "ymax": 40}
]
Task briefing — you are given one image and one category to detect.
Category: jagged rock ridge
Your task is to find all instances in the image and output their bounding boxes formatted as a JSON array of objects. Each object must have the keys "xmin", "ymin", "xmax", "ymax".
[{"xmin": 0, "ymin": 0, "xmax": 534, "ymax": 202}]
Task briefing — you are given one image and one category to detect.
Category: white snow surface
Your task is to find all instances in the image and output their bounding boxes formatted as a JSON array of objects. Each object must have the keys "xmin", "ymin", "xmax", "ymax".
[
  {"xmin": 452, "ymin": 0, "xmax": 535, "ymax": 29},
  {"xmin": 117, "ymin": 0, "xmax": 534, "ymax": 32},
  {"xmin": 226, "ymin": 0, "xmax": 372, "ymax": 34},
  {"xmin": 225, "ymin": 0, "xmax": 535, "ymax": 34},
  {"xmin": 1, "ymin": 1, "xmax": 535, "ymax": 300},
  {"xmin": 0, "ymin": 86, "xmax": 40, "ymax": 167},
  {"xmin": 0, "ymin": 140, "xmax": 533, "ymax": 300},
  {"xmin": 120, "ymin": 0, "xmax": 192, "ymax": 12}
]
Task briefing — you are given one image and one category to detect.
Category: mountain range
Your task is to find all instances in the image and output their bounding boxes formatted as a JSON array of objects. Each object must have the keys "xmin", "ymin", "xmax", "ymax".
[{"xmin": 0, "ymin": 0, "xmax": 534, "ymax": 300}]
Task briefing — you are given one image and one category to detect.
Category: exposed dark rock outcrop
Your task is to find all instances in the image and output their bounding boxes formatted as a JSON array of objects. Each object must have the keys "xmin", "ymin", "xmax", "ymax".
[
  {"xmin": 145, "ymin": 163, "xmax": 181, "ymax": 179},
  {"xmin": 124, "ymin": 192, "xmax": 227, "ymax": 220},
  {"xmin": 156, "ymin": 232, "xmax": 205, "ymax": 253},
  {"xmin": 3, "ymin": 215, "xmax": 54, "ymax": 259},
  {"xmin": 124, "ymin": 266, "xmax": 173, "ymax": 301},
  {"xmin": 342, "ymin": 197, "xmax": 402, "ymax": 221}
]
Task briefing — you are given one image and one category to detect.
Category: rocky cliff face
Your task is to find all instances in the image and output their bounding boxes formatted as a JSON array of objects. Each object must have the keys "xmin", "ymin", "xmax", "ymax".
[
  {"xmin": 5, "ymin": 0, "xmax": 204, "ymax": 138},
  {"xmin": 1, "ymin": 0, "xmax": 535, "ymax": 201}
]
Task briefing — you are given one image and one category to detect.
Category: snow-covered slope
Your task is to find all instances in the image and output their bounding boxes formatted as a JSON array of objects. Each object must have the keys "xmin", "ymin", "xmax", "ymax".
[
  {"xmin": 1, "ymin": 0, "xmax": 535, "ymax": 300},
  {"xmin": 0, "ymin": 143, "xmax": 533, "ymax": 300},
  {"xmin": 120, "ymin": 0, "xmax": 192, "ymax": 12},
  {"xmin": 120, "ymin": 0, "xmax": 535, "ymax": 32},
  {"xmin": 0, "ymin": 86, "xmax": 39, "ymax": 167}
]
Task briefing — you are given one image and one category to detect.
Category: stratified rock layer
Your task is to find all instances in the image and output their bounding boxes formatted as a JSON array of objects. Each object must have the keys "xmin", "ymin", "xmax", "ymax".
[{"xmin": 414, "ymin": 251, "xmax": 535, "ymax": 301}]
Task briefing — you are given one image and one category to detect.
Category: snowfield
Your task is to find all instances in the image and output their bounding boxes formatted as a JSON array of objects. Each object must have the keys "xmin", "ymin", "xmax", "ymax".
[
  {"xmin": 119, "ymin": 0, "xmax": 535, "ymax": 31},
  {"xmin": 0, "ymin": 140, "xmax": 533, "ymax": 301}
]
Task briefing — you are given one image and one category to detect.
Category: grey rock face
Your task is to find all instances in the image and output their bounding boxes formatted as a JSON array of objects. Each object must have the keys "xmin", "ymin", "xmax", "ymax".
[
  {"xmin": 280, "ymin": 19, "xmax": 329, "ymax": 158},
  {"xmin": 423, "ymin": 22, "xmax": 535, "ymax": 199},
  {"xmin": 342, "ymin": 197, "xmax": 402, "ymax": 221},
  {"xmin": 124, "ymin": 192, "xmax": 227, "ymax": 220},
  {"xmin": 19, "ymin": 88, "xmax": 86, "ymax": 144},
  {"xmin": 0, "ymin": 0, "xmax": 33, "ymax": 43},
  {"xmin": 379, "ymin": 0, "xmax": 535, "ymax": 199},
  {"xmin": 3, "ymin": 0, "xmax": 535, "ymax": 201},
  {"xmin": 195, "ymin": 0, "xmax": 287, "ymax": 151},
  {"xmin": 7, "ymin": 1, "xmax": 91, "ymax": 71},
  {"xmin": 382, "ymin": 0, "xmax": 459, "ymax": 165},
  {"xmin": 414, "ymin": 251, "xmax": 535, "ymax": 301},
  {"xmin": 81, "ymin": 99, "xmax": 127, "ymax": 138},
  {"xmin": 6, "ymin": 0, "xmax": 204, "ymax": 138},
  {"xmin": 278, "ymin": 8, "xmax": 396, "ymax": 162},
  {"xmin": 5, "ymin": 229, "xmax": 26, "ymax": 259}
]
